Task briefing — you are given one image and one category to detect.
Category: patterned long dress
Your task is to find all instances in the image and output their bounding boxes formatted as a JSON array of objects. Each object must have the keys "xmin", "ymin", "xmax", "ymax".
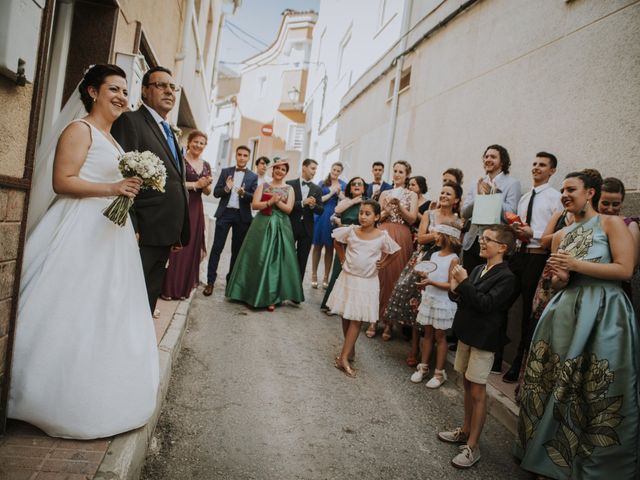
[
  {"xmin": 384, "ymin": 210, "xmax": 440, "ymax": 326},
  {"xmin": 378, "ymin": 189, "xmax": 415, "ymax": 323},
  {"xmin": 515, "ymin": 215, "xmax": 639, "ymax": 479}
]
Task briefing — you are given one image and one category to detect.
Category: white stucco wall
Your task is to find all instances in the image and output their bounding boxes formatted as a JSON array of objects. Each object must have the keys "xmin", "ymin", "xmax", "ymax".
[{"xmin": 336, "ymin": 0, "xmax": 640, "ymax": 200}]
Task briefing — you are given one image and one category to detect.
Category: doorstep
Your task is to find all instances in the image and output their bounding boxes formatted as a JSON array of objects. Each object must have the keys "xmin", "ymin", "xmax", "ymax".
[{"xmin": 0, "ymin": 296, "xmax": 192, "ymax": 480}]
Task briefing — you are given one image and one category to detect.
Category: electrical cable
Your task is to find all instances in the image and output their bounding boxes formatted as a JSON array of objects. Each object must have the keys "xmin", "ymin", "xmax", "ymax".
[
  {"xmin": 225, "ymin": 26, "xmax": 265, "ymax": 52},
  {"xmin": 225, "ymin": 20, "xmax": 270, "ymax": 48}
]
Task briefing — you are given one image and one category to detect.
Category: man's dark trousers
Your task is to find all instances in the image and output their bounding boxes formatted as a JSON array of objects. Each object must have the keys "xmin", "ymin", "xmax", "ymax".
[{"xmin": 206, "ymin": 209, "xmax": 250, "ymax": 284}]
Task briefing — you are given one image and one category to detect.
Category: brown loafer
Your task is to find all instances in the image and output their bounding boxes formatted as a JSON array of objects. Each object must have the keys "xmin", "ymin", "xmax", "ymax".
[{"xmin": 203, "ymin": 283, "xmax": 214, "ymax": 296}]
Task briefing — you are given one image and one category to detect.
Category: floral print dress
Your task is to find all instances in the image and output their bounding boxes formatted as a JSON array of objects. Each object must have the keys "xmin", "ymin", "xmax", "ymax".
[{"xmin": 514, "ymin": 215, "xmax": 639, "ymax": 479}]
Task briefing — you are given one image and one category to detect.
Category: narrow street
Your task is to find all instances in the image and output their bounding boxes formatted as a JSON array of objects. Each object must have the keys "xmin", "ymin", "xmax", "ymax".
[{"xmin": 142, "ymin": 257, "xmax": 528, "ymax": 479}]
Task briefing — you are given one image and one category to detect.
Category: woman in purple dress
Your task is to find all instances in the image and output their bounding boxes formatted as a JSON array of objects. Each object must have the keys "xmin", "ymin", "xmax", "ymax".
[{"xmin": 161, "ymin": 130, "xmax": 213, "ymax": 299}]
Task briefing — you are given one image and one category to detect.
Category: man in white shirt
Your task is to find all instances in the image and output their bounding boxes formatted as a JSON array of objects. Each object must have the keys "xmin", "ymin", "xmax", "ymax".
[
  {"xmin": 204, "ymin": 145, "xmax": 258, "ymax": 296},
  {"xmin": 502, "ymin": 152, "xmax": 562, "ymax": 382},
  {"xmin": 255, "ymin": 156, "xmax": 272, "ymax": 186},
  {"xmin": 287, "ymin": 159, "xmax": 324, "ymax": 278}
]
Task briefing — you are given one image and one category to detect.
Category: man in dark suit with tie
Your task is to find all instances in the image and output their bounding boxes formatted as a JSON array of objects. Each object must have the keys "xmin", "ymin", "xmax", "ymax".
[
  {"xmin": 203, "ymin": 145, "xmax": 258, "ymax": 296},
  {"xmin": 111, "ymin": 66, "xmax": 189, "ymax": 313},
  {"xmin": 287, "ymin": 158, "xmax": 324, "ymax": 279},
  {"xmin": 366, "ymin": 161, "xmax": 392, "ymax": 200}
]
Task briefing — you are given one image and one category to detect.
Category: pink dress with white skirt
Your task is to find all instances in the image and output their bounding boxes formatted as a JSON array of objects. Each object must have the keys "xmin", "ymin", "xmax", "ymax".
[{"xmin": 327, "ymin": 226, "xmax": 400, "ymax": 323}]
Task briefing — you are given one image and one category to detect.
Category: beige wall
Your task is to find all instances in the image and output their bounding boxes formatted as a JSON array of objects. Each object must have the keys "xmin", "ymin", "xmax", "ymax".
[
  {"xmin": 0, "ymin": 78, "xmax": 33, "ymax": 178},
  {"xmin": 338, "ymin": 0, "xmax": 640, "ymax": 200},
  {"xmin": 115, "ymin": 0, "xmax": 184, "ymax": 69},
  {"xmin": 0, "ymin": 16, "xmax": 39, "ymax": 427}
]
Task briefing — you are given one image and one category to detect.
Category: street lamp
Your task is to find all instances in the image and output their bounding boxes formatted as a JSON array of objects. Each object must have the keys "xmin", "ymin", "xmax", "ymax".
[{"xmin": 287, "ymin": 86, "xmax": 300, "ymax": 103}]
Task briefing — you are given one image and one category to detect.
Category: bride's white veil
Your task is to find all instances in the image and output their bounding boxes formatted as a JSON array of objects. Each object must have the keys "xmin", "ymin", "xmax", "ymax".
[{"xmin": 27, "ymin": 85, "xmax": 86, "ymax": 236}]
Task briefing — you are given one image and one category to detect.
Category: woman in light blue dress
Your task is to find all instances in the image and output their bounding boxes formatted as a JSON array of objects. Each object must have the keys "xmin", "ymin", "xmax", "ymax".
[{"xmin": 515, "ymin": 171, "xmax": 639, "ymax": 479}]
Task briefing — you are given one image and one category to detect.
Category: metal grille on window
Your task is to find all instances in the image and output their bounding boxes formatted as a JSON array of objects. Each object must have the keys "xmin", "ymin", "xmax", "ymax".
[{"xmin": 287, "ymin": 124, "xmax": 305, "ymax": 151}]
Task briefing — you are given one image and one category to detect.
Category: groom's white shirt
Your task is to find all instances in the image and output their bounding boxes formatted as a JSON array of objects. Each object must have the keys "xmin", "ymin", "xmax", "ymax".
[{"xmin": 143, "ymin": 104, "xmax": 169, "ymax": 141}]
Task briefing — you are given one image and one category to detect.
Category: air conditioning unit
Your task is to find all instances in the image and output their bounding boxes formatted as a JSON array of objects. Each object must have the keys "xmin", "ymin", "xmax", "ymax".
[
  {"xmin": 115, "ymin": 52, "xmax": 149, "ymax": 110},
  {"xmin": 0, "ymin": 0, "xmax": 45, "ymax": 84}
]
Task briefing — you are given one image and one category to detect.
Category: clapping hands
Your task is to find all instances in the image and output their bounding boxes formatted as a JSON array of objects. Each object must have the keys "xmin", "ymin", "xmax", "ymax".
[
  {"xmin": 477, "ymin": 178, "xmax": 492, "ymax": 194},
  {"xmin": 450, "ymin": 264, "xmax": 468, "ymax": 291},
  {"xmin": 195, "ymin": 176, "xmax": 212, "ymax": 189},
  {"xmin": 547, "ymin": 249, "xmax": 573, "ymax": 284}
]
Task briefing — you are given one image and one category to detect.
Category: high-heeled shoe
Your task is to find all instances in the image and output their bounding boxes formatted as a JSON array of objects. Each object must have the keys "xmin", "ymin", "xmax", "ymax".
[
  {"xmin": 382, "ymin": 326, "xmax": 392, "ymax": 341},
  {"xmin": 311, "ymin": 274, "xmax": 318, "ymax": 289},
  {"xmin": 365, "ymin": 324, "xmax": 377, "ymax": 338},
  {"xmin": 334, "ymin": 357, "xmax": 356, "ymax": 378},
  {"xmin": 267, "ymin": 304, "xmax": 275, "ymax": 312},
  {"xmin": 322, "ymin": 280, "xmax": 329, "ymax": 289}
]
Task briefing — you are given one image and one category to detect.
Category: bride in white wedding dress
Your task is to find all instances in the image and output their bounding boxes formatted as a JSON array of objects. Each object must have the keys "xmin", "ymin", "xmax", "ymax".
[{"xmin": 8, "ymin": 64, "xmax": 159, "ymax": 439}]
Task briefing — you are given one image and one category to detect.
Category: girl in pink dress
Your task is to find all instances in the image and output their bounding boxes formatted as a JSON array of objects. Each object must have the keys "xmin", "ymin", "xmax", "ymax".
[{"xmin": 327, "ymin": 201, "xmax": 400, "ymax": 377}]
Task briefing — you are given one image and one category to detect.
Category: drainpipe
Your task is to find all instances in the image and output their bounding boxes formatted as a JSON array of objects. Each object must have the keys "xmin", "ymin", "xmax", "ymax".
[
  {"xmin": 384, "ymin": 0, "xmax": 413, "ymax": 180},
  {"xmin": 172, "ymin": 0, "xmax": 194, "ymax": 124}
]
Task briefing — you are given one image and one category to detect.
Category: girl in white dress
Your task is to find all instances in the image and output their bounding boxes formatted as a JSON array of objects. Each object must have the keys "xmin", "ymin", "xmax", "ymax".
[
  {"xmin": 8, "ymin": 65, "xmax": 159, "ymax": 439},
  {"xmin": 411, "ymin": 221, "xmax": 462, "ymax": 388},
  {"xmin": 327, "ymin": 201, "xmax": 400, "ymax": 377}
]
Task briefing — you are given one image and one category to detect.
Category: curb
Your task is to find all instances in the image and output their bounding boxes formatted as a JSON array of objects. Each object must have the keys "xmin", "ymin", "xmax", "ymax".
[
  {"xmin": 94, "ymin": 297, "xmax": 192, "ymax": 480},
  {"xmin": 445, "ymin": 351, "xmax": 519, "ymax": 435}
]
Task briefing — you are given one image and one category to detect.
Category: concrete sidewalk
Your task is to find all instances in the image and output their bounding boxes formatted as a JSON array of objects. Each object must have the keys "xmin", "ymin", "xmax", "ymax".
[{"xmin": 0, "ymin": 296, "xmax": 193, "ymax": 480}]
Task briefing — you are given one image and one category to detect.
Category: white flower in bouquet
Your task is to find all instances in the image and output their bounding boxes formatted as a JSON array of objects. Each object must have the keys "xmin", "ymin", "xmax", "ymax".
[{"xmin": 103, "ymin": 150, "xmax": 167, "ymax": 226}]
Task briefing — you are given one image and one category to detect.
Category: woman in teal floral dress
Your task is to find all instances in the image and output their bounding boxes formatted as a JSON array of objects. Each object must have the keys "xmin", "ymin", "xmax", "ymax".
[{"xmin": 515, "ymin": 171, "xmax": 639, "ymax": 479}]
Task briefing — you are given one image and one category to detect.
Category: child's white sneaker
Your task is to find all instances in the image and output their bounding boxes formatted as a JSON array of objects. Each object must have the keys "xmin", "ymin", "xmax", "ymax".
[
  {"xmin": 410, "ymin": 363, "xmax": 429, "ymax": 383},
  {"xmin": 437, "ymin": 427, "xmax": 468, "ymax": 444},
  {"xmin": 426, "ymin": 369, "xmax": 447, "ymax": 389},
  {"xmin": 451, "ymin": 444, "xmax": 481, "ymax": 469}
]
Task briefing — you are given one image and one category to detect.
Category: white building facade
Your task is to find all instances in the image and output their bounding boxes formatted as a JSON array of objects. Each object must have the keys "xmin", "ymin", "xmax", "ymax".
[
  {"xmin": 319, "ymin": 0, "xmax": 640, "ymax": 203},
  {"xmin": 304, "ymin": 0, "xmax": 408, "ymax": 178}
]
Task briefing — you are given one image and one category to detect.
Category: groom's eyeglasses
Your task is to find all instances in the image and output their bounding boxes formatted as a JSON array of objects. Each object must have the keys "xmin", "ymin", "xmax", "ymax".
[{"xmin": 147, "ymin": 82, "xmax": 180, "ymax": 93}]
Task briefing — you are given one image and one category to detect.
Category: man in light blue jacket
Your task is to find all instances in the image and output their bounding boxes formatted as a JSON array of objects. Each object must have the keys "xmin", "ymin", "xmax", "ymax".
[{"xmin": 459, "ymin": 144, "xmax": 521, "ymax": 371}]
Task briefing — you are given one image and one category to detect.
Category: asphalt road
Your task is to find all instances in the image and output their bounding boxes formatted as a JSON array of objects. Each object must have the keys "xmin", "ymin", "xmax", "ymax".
[{"xmin": 141, "ymin": 271, "xmax": 529, "ymax": 479}]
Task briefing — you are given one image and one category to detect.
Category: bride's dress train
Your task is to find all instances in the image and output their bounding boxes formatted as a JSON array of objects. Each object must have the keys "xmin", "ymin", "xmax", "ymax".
[{"xmin": 8, "ymin": 119, "xmax": 159, "ymax": 439}]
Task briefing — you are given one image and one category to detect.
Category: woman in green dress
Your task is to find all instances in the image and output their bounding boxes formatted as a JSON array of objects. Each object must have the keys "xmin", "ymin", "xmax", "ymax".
[
  {"xmin": 321, "ymin": 177, "xmax": 367, "ymax": 310},
  {"xmin": 225, "ymin": 160, "xmax": 303, "ymax": 311},
  {"xmin": 515, "ymin": 171, "xmax": 639, "ymax": 479}
]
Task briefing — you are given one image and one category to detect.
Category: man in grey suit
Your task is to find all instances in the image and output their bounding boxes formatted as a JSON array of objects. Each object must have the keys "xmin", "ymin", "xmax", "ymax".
[
  {"xmin": 460, "ymin": 144, "xmax": 521, "ymax": 371},
  {"xmin": 111, "ymin": 66, "xmax": 190, "ymax": 313}
]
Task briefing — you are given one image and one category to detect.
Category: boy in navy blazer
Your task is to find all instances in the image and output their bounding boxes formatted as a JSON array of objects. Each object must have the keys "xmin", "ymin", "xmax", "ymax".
[
  {"xmin": 204, "ymin": 145, "xmax": 258, "ymax": 295},
  {"xmin": 366, "ymin": 161, "xmax": 392, "ymax": 200},
  {"xmin": 438, "ymin": 224, "xmax": 516, "ymax": 469}
]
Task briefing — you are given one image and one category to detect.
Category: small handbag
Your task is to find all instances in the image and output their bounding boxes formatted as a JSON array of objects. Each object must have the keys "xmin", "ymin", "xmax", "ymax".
[{"xmin": 260, "ymin": 191, "xmax": 273, "ymax": 216}]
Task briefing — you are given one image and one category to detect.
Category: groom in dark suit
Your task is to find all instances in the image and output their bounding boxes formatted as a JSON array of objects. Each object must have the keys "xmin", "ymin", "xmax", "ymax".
[
  {"xmin": 111, "ymin": 66, "xmax": 190, "ymax": 312},
  {"xmin": 287, "ymin": 158, "xmax": 323, "ymax": 279},
  {"xmin": 203, "ymin": 145, "xmax": 258, "ymax": 296}
]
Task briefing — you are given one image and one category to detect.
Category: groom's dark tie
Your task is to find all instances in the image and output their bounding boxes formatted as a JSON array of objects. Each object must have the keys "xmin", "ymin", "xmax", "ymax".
[{"xmin": 160, "ymin": 121, "xmax": 181, "ymax": 171}]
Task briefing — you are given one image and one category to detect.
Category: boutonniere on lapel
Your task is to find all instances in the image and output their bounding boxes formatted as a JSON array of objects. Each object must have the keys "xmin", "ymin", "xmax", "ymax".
[{"xmin": 170, "ymin": 124, "xmax": 182, "ymax": 138}]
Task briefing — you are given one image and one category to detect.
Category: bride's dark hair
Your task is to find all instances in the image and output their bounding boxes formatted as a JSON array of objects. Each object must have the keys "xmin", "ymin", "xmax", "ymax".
[{"xmin": 78, "ymin": 64, "xmax": 127, "ymax": 113}]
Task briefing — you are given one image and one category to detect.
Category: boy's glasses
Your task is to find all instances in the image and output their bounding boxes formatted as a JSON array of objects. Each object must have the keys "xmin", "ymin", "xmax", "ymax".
[{"xmin": 479, "ymin": 235, "xmax": 505, "ymax": 245}]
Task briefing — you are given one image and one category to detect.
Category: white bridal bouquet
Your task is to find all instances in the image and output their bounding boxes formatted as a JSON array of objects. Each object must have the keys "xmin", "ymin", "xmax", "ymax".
[{"xmin": 103, "ymin": 150, "xmax": 167, "ymax": 226}]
